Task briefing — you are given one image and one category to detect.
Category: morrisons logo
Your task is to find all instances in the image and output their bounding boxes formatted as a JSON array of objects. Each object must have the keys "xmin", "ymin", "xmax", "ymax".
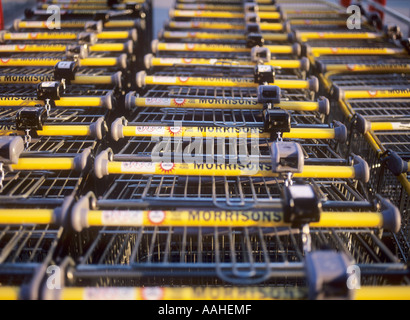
[
  {"xmin": 188, "ymin": 211, "xmax": 282, "ymax": 223},
  {"xmin": 3, "ymin": 75, "xmax": 53, "ymax": 82}
]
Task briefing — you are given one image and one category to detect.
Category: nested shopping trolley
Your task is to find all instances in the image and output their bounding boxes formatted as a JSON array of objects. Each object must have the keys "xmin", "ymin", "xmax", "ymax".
[
  {"xmin": 0, "ymin": 131, "xmax": 98, "ymax": 300},
  {"xmin": 23, "ymin": 138, "xmax": 408, "ymax": 299},
  {"xmin": 324, "ymin": 74, "xmax": 410, "ymax": 262}
]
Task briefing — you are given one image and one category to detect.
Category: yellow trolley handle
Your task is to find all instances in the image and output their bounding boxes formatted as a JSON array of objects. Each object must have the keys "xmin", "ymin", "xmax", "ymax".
[
  {"xmin": 169, "ymin": 9, "xmax": 282, "ymax": 20},
  {"xmin": 175, "ymin": 4, "xmax": 278, "ymax": 11},
  {"xmin": 90, "ymin": 41, "xmax": 134, "ymax": 54},
  {"xmin": 0, "ymin": 92, "xmax": 114, "ymax": 109},
  {"xmin": 151, "ymin": 40, "xmax": 301, "ymax": 56},
  {"xmin": 0, "ymin": 72, "xmax": 121, "ymax": 87},
  {"xmin": 126, "ymin": 92, "xmax": 328, "ymax": 114},
  {"xmin": 160, "ymin": 31, "xmax": 290, "ymax": 42},
  {"xmin": 38, "ymin": 286, "xmax": 410, "ymax": 301},
  {"xmin": 295, "ymin": 31, "xmax": 381, "ymax": 42},
  {"xmin": 356, "ymin": 114, "xmax": 410, "ymax": 134},
  {"xmin": 94, "ymin": 149, "xmax": 370, "ymax": 182},
  {"xmin": 304, "ymin": 45, "xmax": 407, "ymax": 57},
  {"xmin": 61, "ymin": 191, "xmax": 400, "ymax": 232},
  {"xmin": 0, "ymin": 30, "xmax": 137, "ymax": 42},
  {"xmin": 290, "ymin": 19, "xmax": 353, "ymax": 26},
  {"xmin": 144, "ymin": 54, "xmax": 310, "ymax": 71},
  {"xmin": 0, "ymin": 118, "xmax": 106, "ymax": 140},
  {"xmin": 110, "ymin": 120, "xmax": 345, "ymax": 142},
  {"xmin": 48, "ymin": 0, "xmax": 145, "ymax": 4},
  {"xmin": 166, "ymin": 21, "xmax": 289, "ymax": 32},
  {"xmin": 13, "ymin": 19, "xmax": 139, "ymax": 31},
  {"xmin": 136, "ymin": 71, "xmax": 319, "ymax": 92},
  {"xmin": 318, "ymin": 62, "xmax": 410, "ymax": 73},
  {"xmin": 333, "ymin": 86, "xmax": 410, "ymax": 100},
  {"xmin": 0, "ymin": 56, "xmax": 127, "ymax": 69},
  {"xmin": 9, "ymin": 148, "xmax": 91, "ymax": 173},
  {"xmin": 0, "ymin": 204, "xmax": 398, "ymax": 234}
]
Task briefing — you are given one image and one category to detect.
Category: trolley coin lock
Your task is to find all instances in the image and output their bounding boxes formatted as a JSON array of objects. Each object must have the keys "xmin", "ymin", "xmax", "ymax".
[
  {"xmin": 55, "ymin": 61, "xmax": 79, "ymax": 83},
  {"xmin": 78, "ymin": 32, "xmax": 98, "ymax": 46},
  {"xmin": 255, "ymin": 65, "xmax": 275, "ymax": 84},
  {"xmin": 244, "ymin": 3, "xmax": 259, "ymax": 13},
  {"xmin": 306, "ymin": 251, "xmax": 352, "ymax": 300},
  {"xmin": 264, "ymin": 109, "xmax": 291, "ymax": 139},
  {"xmin": 0, "ymin": 136, "xmax": 24, "ymax": 165},
  {"xmin": 66, "ymin": 45, "xmax": 89, "ymax": 59},
  {"xmin": 271, "ymin": 142, "xmax": 304, "ymax": 174},
  {"xmin": 37, "ymin": 81, "xmax": 65, "ymax": 101},
  {"xmin": 282, "ymin": 184, "xmax": 321, "ymax": 227},
  {"xmin": 251, "ymin": 46, "xmax": 271, "ymax": 63},
  {"xmin": 258, "ymin": 85, "xmax": 281, "ymax": 106},
  {"xmin": 246, "ymin": 23, "xmax": 261, "ymax": 35},
  {"xmin": 247, "ymin": 33, "xmax": 265, "ymax": 48},
  {"xmin": 84, "ymin": 21, "xmax": 104, "ymax": 33},
  {"xmin": 245, "ymin": 13, "xmax": 261, "ymax": 24},
  {"xmin": 16, "ymin": 107, "xmax": 47, "ymax": 132}
]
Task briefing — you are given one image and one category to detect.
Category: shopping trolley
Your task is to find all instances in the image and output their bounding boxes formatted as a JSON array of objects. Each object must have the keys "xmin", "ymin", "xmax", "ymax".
[{"xmin": 0, "ymin": 133, "xmax": 97, "ymax": 300}]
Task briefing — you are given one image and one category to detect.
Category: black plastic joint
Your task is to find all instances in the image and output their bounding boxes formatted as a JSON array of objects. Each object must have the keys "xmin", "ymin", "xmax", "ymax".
[
  {"xmin": 37, "ymin": 81, "xmax": 65, "ymax": 101},
  {"xmin": 84, "ymin": 21, "xmax": 104, "ymax": 33},
  {"xmin": 251, "ymin": 46, "xmax": 271, "ymax": 63},
  {"xmin": 353, "ymin": 155, "xmax": 370, "ymax": 183},
  {"xmin": 308, "ymin": 76, "xmax": 319, "ymax": 93},
  {"xmin": 306, "ymin": 251, "xmax": 353, "ymax": 300},
  {"xmin": 368, "ymin": 12, "xmax": 383, "ymax": 30},
  {"xmin": 246, "ymin": 23, "xmax": 261, "ymax": 35},
  {"xmin": 331, "ymin": 85, "xmax": 344, "ymax": 101},
  {"xmin": 354, "ymin": 114, "xmax": 371, "ymax": 135},
  {"xmin": 271, "ymin": 141, "xmax": 304, "ymax": 173},
  {"xmin": 71, "ymin": 192, "xmax": 97, "ymax": 232},
  {"xmin": 254, "ymin": 65, "xmax": 275, "ymax": 84},
  {"xmin": 0, "ymin": 136, "xmax": 24, "ymax": 165},
  {"xmin": 77, "ymin": 32, "xmax": 98, "ymax": 46},
  {"xmin": 244, "ymin": 3, "xmax": 259, "ymax": 13},
  {"xmin": 89, "ymin": 118, "xmax": 107, "ymax": 140},
  {"xmin": 66, "ymin": 45, "xmax": 88, "ymax": 59},
  {"xmin": 54, "ymin": 61, "xmax": 79, "ymax": 82},
  {"xmin": 292, "ymin": 43, "xmax": 302, "ymax": 57},
  {"xmin": 318, "ymin": 97, "xmax": 330, "ymax": 115},
  {"xmin": 300, "ymin": 57, "xmax": 310, "ymax": 72},
  {"xmin": 16, "ymin": 107, "xmax": 47, "ymax": 131},
  {"xmin": 385, "ymin": 151, "xmax": 408, "ymax": 176},
  {"xmin": 384, "ymin": 25, "xmax": 403, "ymax": 41},
  {"xmin": 73, "ymin": 148, "xmax": 92, "ymax": 173},
  {"xmin": 315, "ymin": 61, "xmax": 326, "ymax": 74},
  {"xmin": 264, "ymin": 110, "xmax": 291, "ymax": 138},
  {"xmin": 282, "ymin": 184, "xmax": 321, "ymax": 228},
  {"xmin": 245, "ymin": 13, "xmax": 261, "ymax": 24},
  {"xmin": 247, "ymin": 33, "xmax": 264, "ymax": 48},
  {"xmin": 301, "ymin": 44, "xmax": 311, "ymax": 57},
  {"xmin": 333, "ymin": 121, "xmax": 348, "ymax": 144},
  {"xmin": 377, "ymin": 195, "xmax": 401, "ymax": 233},
  {"xmin": 257, "ymin": 85, "xmax": 281, "ymax": 105}
]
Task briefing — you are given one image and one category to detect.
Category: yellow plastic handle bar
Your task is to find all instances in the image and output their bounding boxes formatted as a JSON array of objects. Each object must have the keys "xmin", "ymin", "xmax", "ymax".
[{"xmin": 131, "ymin": 96, "xmax": 325, "ymax": 112}]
